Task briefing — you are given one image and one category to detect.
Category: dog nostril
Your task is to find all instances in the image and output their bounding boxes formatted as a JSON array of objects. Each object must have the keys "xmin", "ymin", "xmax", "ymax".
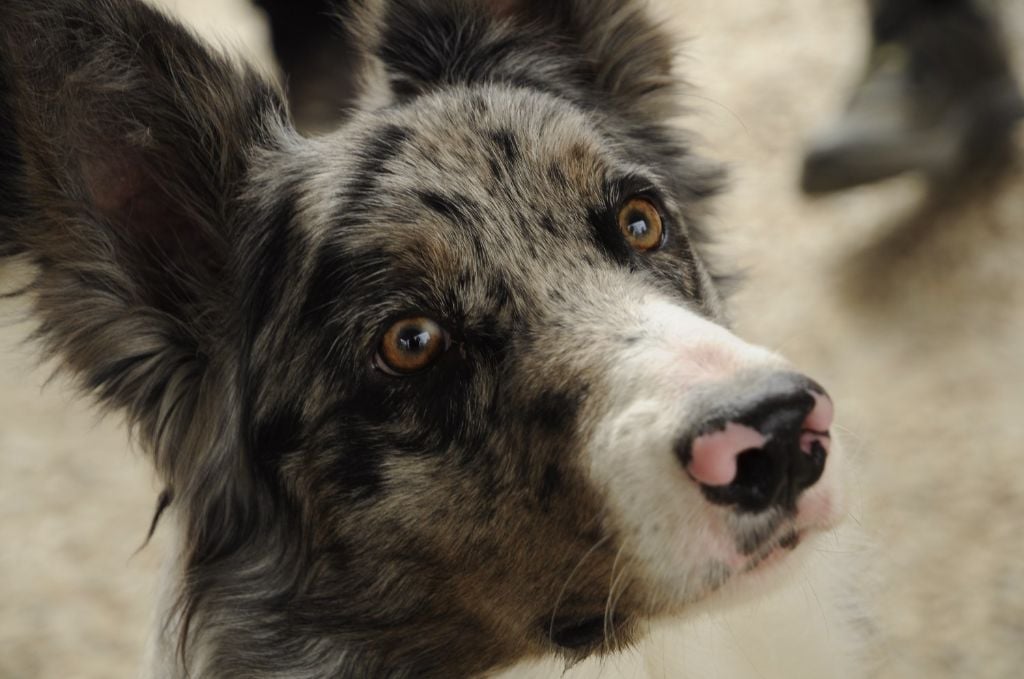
[
  {"xmin": 730, "ymin": 447, "xmax": 783, "ymax": 508},
  {"xmin": 686, "ymin": 422, "xmax": 766, "ymax": 487},
  {"xmin": 702, "ymin": 435, "xmax": 796, "ymax": 513}
]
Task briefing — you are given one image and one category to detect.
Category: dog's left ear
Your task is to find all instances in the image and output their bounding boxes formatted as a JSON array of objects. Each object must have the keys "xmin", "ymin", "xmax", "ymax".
[
  {"xmin": 354, "ymin": 0, "xmax": 681, "ymax": 118},
  {"xmin": 496, "ymin": 0, "xmax": 681, "ymax": 115}
]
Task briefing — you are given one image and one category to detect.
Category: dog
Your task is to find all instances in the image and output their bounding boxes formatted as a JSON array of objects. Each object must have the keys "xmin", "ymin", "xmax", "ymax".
[{"xmin": 0, "ymin": 0, "xmax": 869, "ymax": 676}]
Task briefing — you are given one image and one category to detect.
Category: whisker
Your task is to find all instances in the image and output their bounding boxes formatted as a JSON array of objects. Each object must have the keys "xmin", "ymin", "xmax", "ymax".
[
  {"xmin": 606, "ymin": 563, "xmax": 632, "ymax": 652},
  {"xmin": 602, "ymin": 543, "xmax": 628, "ymax": 654},
  {"xmin": 547, "ymin": 531, "xmax": 613, "ymax": 643},
  {"xmin": 804, "ymin": 579, "xmax": 831, "ymax": 640},
  {"xmin": 843, "ymin": 511, "xmax": 863, "ymax": 528}
]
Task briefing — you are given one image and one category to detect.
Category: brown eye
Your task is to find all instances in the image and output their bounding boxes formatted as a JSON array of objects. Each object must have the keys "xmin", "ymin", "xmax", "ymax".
[
  {"xmin": 376, "ymin": 317, "xmax": 449, "ymax": 375},
  {"xmin": 617, "ymin": 197, "xmax": 664, "ymax": 252}
]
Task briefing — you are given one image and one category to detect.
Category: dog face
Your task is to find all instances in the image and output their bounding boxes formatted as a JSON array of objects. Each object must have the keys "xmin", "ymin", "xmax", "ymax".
[{"xmin": 0, "ymin": 0, "xmax": 844, "ymax": 676}]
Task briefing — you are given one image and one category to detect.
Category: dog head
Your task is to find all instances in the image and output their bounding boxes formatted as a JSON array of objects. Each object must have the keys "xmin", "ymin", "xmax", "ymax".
[{"xmin": 0, "ymin": 0, "xmax": 845, "ymax": 676}]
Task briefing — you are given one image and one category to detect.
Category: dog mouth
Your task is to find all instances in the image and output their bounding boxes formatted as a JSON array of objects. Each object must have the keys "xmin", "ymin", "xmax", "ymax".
[
  {"xmin": 740, "ymin": 527, "xmax": 802, "ymax": 574},
  {"xmin": 541, "ymin": 527, "xmax": 807, "ymax": 650},
  {"xmin": 682, "ymin": 525, "xmax": 808, "ymax": 606},
  {"xmin": 543, "ymin": 612, "xmax": 632, "ymax": 653}
]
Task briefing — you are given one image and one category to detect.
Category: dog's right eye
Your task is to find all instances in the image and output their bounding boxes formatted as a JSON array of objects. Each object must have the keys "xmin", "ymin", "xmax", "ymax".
[{"xmin": 375, "ymin": 317, "xmax": 450, "ymax": 376}]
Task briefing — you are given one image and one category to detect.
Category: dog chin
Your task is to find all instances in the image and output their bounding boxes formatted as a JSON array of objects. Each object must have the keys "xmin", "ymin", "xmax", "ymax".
[
  {"xmin": 646, "ymin": 484, "xmax": 846, "ymax": 621},
  {"xmin": 683, "ymin": 519, "xmax": 840, "ymax": 623}
]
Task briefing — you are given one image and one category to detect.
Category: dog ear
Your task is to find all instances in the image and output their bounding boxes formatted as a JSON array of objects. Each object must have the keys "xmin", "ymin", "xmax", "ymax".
[
  {"xmin": 499, "ymin": 0, "xmax": 681, "ymax": 115},
  {"xmin": 0, "ymin": 0, "xmax": 289, "ymax": 482},
  {"xmin": 351, "ymin": 0, "xmax": 680, "ymax": 118}
]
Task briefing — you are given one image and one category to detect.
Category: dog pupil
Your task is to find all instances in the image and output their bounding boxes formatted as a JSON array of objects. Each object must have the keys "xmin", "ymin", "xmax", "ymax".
[
  {"xmin": 628, "ymin": 214, "xmax": 649, "ymax": 238},
  {"xmin": 397, "ymin": 327, "xmax": 431, "ymax": 354}
]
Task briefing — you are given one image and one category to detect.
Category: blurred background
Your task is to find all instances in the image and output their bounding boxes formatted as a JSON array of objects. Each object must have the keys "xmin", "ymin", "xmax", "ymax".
[{"xmin": 1, "ymin": 0, "xmax": 1022, "ymax": 676}]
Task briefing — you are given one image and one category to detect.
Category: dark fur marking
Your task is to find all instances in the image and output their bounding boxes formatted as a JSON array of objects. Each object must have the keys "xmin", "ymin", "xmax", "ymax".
[
  {"xmin": 301, "ymin": 245, "xmax": 345, "ymax": 327},
  {"xmin": 489, "ymin": 129, "xmax": 520, "ymax": 166},
  {"xmin": 538, "ymin": 463, "xmax": 561, "ymax": 511},
  {"xmin": 540, "ymin": 214, "xmax": 557, "ymax": 236},
  {"xmin": 587, "ymin": 206, "xmax": 631, "ymax": 264},
  {"xmin": 464, "ymin": 314, "xmax": 511, "ymax": 367},
  {"xmin": 526, "ymin": 387, "xmax": 584, "ymax": 433},
  {"xmin": 303, "ymin": 125, "xmax": 411, "ymax": 326},
  {"xmin": 490, "ymin": 277, "xmax": 512, "ymax": 309},
  {"xmin": 313, "ymin": 379, "xmax": 468, "ymax": 462},
  {"xmin": 300, "ymin": 233, "xmax": 385, "ymax": 328},
  {"xmin": 417, "ymin": 190, "xmax": 477, "ymax": 225},
  {"xmin": 547, "ymin": 164, "xmax": 568, "ymax": 188},
  {"xmin": 313, "ymin": 377, "xmax": 482, "ymax": 499},
  {"xmin": 346, "ymin": 124, "xmax": 411, "ymax": 204},
  {"xmin": 252, "ymin": 404, "xmax": 306, "ymax": 479},
  {"xmin": 567, "ymin": 143, "xmax": 588, "ymax": 161},
  {"xmin": 649, "ymin": 247, "xmax": 706, "ymax": 305},
  {"xmin": 468, "ymin": 230, "xmax": 487, "ymax": 262},
  {"xmin": 325, "ymin": 425, "xmax": 386, "ymax": 501},
  {"xmin": 244, "ymin": 191, "xmax": 301, "ymax": 334},
  {"xmin": 487, "ymin": 155, "xmax": 504, "ymax": 181}
]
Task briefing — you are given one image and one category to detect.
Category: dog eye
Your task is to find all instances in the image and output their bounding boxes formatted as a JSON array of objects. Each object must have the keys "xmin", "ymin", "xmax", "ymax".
[
  {"xmin": 617, "ymin": 197, "xmax": 664, "ymax": 252},
  {"xmin": 375, "ymin": 317, "xmax": 450, "ymax": 375}
]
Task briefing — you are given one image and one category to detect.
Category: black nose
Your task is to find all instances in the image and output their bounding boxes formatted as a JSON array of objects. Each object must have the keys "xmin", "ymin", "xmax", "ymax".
[{"xmin": 678, "ymin": 374, "xmax": 833, "ymax": 513}]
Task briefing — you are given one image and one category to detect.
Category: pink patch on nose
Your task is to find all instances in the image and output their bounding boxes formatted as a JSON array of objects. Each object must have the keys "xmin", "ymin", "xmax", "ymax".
[
  {"xmin": 800, "ymin": 391, "xmax": 834, "ymax": 456},
  {"xmin": 688, "ymin": 423, "xmax": 767, "ymax": 487},
  {"xmin": 804, "ymin": 391, "xmax": 834, "ymax": 432}
]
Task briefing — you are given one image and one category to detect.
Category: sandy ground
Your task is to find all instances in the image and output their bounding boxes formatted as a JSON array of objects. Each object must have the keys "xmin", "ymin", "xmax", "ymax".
[{"xmin": 1, "ymin": 1, "xmax": 1023, "ymax": 677}]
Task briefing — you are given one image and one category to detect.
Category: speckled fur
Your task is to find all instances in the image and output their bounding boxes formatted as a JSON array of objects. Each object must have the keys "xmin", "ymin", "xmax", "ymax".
[{"xmin": 0, "ymin": 1, "xmax": 864, "ymax": 677}]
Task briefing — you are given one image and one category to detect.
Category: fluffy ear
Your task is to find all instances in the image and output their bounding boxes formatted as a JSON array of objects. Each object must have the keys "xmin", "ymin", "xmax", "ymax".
[
  {"xmin": 501, "ymin": 0, "xmax": 681, "ymax": 114},
  {"xmin": 351, "ymin": 0, "xmax": 680, "ymax": 118},
  {"xmin": 0, "ymin": 0, "xmax": 289, "ymax": 481}
]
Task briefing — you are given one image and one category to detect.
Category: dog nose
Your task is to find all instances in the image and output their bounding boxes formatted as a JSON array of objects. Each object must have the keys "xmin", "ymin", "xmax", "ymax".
[{"xmin": 679, "ymin": 375, "xmax": 833, "ymax": 513}]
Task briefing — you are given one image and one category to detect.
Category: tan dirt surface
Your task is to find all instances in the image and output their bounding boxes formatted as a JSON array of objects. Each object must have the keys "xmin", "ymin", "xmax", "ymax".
[{"xmin": 2, "ymin": 1, "xmax": 1022, "ymax": 677}]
